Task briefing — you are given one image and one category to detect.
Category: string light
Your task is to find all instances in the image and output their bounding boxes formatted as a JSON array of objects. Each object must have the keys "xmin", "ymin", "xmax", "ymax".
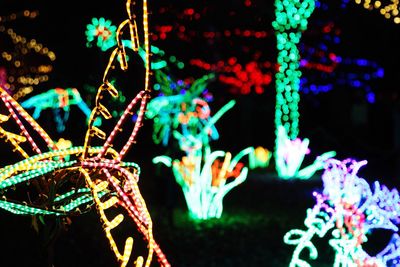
[{"xmin": 349, "ymin": 0, "xmax": 400, "ymax": 24}]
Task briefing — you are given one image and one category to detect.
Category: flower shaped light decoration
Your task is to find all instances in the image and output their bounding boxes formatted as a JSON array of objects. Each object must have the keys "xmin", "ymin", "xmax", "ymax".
[
  {"xmin": 0, "ymin": 1, "xmax": 170, "ymax": 266},
  {"xmin": 85, "ymin": 17, "xmax": 117, "ymax": 51},
  {"xmin": 21, "ymin": 87, "xmax": 101, "ymax": 132},
  {"xmin": 275, "ymin": 125, "xmax": 336, "ymax": 179},
  {"xmin": 284, "ymin": 158, "xmax": 400, "ymax": 267},
  {"xmin": 146, "ymin": 71, "xmax": 214, "ymax": 147},
  {"xmin": 153, "ymin": 99, "xmax": 255, "ymax": 220}
]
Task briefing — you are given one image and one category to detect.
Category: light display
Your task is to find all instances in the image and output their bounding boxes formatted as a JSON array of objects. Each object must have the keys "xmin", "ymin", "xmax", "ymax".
[
  {"xmin": 85, "ymin": 17, "xmax": 117, "ymax": 51},
  {"xmin": 151, "ymin": 2, "xmax": 383, "ymax": 102},
  {"xmin": 275, "ymin": 125, "xmax": 336, "ymax": 179},
  {"xmin": 153, "ymin": 99, "xmax": 254, "ymax": 220},
  {"xmin": 272, "ymin": 0, "xmax": 315, "ymax": 140},
  {"xmin": 0, "ymin": 0, "xmax": 170, "ymax": 266},
  {"xmin": 0, "ymin": 10, "xmax": 56, "ymax": 99},
  {"xmin": 284, "ymin": 158, "xmax": 400, "ymax": 266},
  {"xmin": 272, "ymin": 0, "xmax": 340, "ymax": 179},
  {"xmin": 21, "ymin": 87, "xmax": 99, "ymax": 132},
  {"xmin": 190, "ymin": 57, "xmax": 274, "ymax": 95},
  {"xmin": 146, "ymin": 72, "xmax": 214, "ymax": 146},
  {"xmin": 300, "ymin": 2, "xmax": 384, "ymax": 103}
]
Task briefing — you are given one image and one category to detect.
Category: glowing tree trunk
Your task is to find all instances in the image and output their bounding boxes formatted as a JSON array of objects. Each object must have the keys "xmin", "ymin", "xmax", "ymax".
[{"xmin": 272, "ymin": 0, "xmax": 335, "ymax": 179}]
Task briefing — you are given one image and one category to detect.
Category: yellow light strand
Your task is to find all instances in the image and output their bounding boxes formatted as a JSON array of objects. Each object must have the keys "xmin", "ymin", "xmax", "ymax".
[
  {"xmin": 80, "ymin": 168, "xmax": 134, "ymax": 267},
  {"xmin": 353, "ymin": 0, "xmax": 400, "ymax": 23},
  {"xmin": 82, "ymin": 0, "xmax": 151, "ymax": 159}
]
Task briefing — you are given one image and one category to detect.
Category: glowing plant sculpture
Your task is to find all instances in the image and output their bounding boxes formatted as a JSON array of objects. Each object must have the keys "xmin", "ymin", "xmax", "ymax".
[
  {"xmin": 272, "ymin": 0, "xmax": 336, "ymax": 179},
  {"xmin": 275, "ymin": 125, "xmax": 335, "ymax": 179},
  {"xmin": 21, "ymin": 87, "xmax": 100, "ymax": 132},
  {"xmin": 0, "ymin": 0, "xmax": 170, "ymax": 266},
  {"xmin": 284, "ymin": 158, "xmax": 400, "ymax": 266},
  {"xmin": 153, "ymin": 100, "xmax": 254, "ymax": 220},
  {"xmin": 146, "ymin": 72, "xmax": 214, "ymax": 146}
]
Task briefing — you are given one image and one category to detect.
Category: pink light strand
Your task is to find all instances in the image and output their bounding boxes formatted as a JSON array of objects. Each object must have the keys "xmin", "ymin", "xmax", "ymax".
[
  {"xmin": 118, "ymin": 92, "xmax": 149, "ymax": 160},
  {"xmin": 103, "ymin": 167, "xmax": 149, "ymax": 225},
  {"xmin": 2, "ymin": 95, "xmax": 42, "ymax": 154},
  {"xmin": 1, "ymin": 90, "xmax": 57, "ymax": 152},
  {"xmin": 96, "ymin": 90, "xmax": 145, "ymax": 160},
  {"xmin": 118, "ymin": 198, "xmax": 171, "ymax": 267},
  {"xmin": 80, "ymin": 161, "xmax": 148, "ymax": 224}
]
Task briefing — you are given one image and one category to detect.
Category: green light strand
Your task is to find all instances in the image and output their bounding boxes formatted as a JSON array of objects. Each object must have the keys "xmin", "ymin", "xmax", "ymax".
[{"xmin": 272, "ymin": 0, "xmax": 315, "ymax": 140}]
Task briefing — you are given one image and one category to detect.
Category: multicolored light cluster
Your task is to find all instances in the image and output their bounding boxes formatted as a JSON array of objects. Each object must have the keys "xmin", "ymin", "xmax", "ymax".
[
  {"xmin": 300, "ymin": 2, "xmax": 384, "ymax": 103},
  {"xmin": 153, "ymin": 100, "xmax": 254, "ymax": 220},
  {"xmin": 21, "ymin": 87, "xmax": 98, "ymax": 132},
  {"xmin": 147, "ymin": 72, "xmax": 214, "ymax": 146},
  {"xmin": 285, "ymin": 158, "xmax": 400, "ymax": 266},
  {"xmin": 151, "ymin": 2, "xmax": 384, "ymax": 102},
  {"xmin": 0, "ymin": 0, "xmax": 170, "ymax": 266}
]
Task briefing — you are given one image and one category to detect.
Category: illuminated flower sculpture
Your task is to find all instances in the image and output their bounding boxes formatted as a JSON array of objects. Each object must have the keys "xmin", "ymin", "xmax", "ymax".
[
  {"xmin": 21, "ymin": 87, "xmax": 100, "ymax": 132},
  {"xmin": 0, "ymin": 1, "xmax": 170, "ymax": 266},
  {"xmin": 146, "ymin": 72, "xmax": 214, "ymax": 146},
  {"xmin": 275, "ymin": 125, "xmax": 335, "ymax": 179},
  {"xmin": 153, "ymin": 100, "xmax": 254, "ymax": 220},
  {"xmin": 85, "ymin": 17, "xmax": 117, "ymax": 51},
  {"xmin": 284, "ymin": 158, "xmax": 400, "ymax": 266}
]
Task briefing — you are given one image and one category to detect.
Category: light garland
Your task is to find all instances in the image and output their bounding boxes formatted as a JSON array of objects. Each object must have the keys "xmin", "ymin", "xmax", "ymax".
[{"xmin": 284, "ymin": 158, "xmax": 400, "ymax": 266}]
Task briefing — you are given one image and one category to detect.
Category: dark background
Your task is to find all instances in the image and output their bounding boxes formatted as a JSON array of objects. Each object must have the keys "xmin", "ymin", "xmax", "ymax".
[{"xmin": 1, "ymin": 0, "xmax": 400, "ymax": 266}]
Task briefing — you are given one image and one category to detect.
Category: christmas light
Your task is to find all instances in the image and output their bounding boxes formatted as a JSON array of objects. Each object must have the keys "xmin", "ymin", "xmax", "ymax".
[{"xmin": 275, "ymin": 125, "xmax": 335, "ymax": 179}]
